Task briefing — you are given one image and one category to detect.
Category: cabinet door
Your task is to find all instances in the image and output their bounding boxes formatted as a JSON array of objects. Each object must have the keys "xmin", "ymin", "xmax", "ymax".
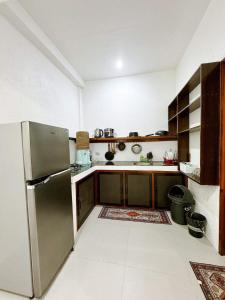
[
  {"xmin": 99, "ymin": 173, "xmax": 123, "ymax": 205},
  {"xmin": 77, "ymin": 175, "xmax": 94, "ymax": 227},
  {"xmin": 126, "ymin": 174, "xmax": 152, "ymax": 207},
  {"xmin": 155, "ymin": 174, "xmax": 183, "ymax": 209}
]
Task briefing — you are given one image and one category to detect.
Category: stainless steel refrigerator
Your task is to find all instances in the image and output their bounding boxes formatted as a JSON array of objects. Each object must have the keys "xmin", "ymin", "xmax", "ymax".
[{"xmin": 0, "ymin": 121, "xmax": 74, "ymax": 298}]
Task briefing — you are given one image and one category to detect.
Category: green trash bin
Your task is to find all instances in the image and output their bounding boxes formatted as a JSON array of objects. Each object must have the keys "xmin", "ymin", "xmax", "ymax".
[{"xmin": 168, "ymin": 185, "xmax": 195, "ymax": 225}]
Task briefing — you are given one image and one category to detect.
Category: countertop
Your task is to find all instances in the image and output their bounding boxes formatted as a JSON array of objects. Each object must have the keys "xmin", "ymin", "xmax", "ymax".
[
  {"xmin": 71, "ymin": 161, "xmax": 179, "ymax": 184},
  {"xmin": 93, "ymin": 161, "xmax": 167, "ymax": 166}
]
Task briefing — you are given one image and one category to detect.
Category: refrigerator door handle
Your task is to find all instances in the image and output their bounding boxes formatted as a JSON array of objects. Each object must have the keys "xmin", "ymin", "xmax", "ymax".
[
  {"xmin": 27, "ymin": 177, "xmax": 50, "ymax": 189},
  {"xmin": 27, "ymin": 169, "xmax": 70, "ymax": 189},
  {"xmin": 48, "ymin": 169, "xmax": 70, "ymax": 180}
]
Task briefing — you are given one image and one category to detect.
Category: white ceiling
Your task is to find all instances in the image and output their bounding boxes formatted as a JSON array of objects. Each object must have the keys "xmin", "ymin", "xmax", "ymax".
[{"xmin": 19, "ymin": 0, "xmax": 210, "ymax": 81}]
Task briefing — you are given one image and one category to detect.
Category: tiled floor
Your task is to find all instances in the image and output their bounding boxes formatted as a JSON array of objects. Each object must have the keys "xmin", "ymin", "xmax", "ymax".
[{"xmin": 1, "ymin": 206, "xmax": 225, "ymax": 300}]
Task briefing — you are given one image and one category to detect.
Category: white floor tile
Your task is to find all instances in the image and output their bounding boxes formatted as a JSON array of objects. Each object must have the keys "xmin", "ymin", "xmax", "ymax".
[
  {"xmin": 0, "ymin": 291, "xmax": 26, "ymax": 300},
  {"xmin": 127, "ymin": 246, "xmax": 187, "ymax": 275},
  {"xmin": 122, "ymin": 266, "xmax": 203, "ymax": 300},
  {"xmin": 127, "ymin": 225, "xmax": 175, "ymax": 250},
  {"xmin": 1, "ymin": 206, "xmax": 224, "ymax": 300},
  {"xmin": 75, "ymin": 220, "xmax": 129, "ymax": 264},
  {"xmin": 42, "ymin": 256, "xmax": 125, "ymax": 300}
]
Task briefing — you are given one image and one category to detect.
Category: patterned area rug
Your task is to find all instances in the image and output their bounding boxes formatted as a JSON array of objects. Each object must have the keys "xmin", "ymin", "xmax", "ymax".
[
  {"xmin": 190, "ymin": 262, "xmax": 225, "ymax": 300},
  {"xmin": 98, "ymin": 207, "xmax": 171, "ymax": 224}
]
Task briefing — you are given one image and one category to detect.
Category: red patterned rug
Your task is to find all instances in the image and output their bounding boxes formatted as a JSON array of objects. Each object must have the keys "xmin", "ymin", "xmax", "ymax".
[
  {"xmin": 190, "ymin": 262, "xmax": 225, "ymax": 299},
  {"xmin": 98, "ymin": 207, "xmax": 171, "ymax": 224}
]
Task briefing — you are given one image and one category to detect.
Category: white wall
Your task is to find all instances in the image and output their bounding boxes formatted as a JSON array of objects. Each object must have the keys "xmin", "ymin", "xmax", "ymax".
[
  {"xmin": 188, "ymin": 181, "xmax": 220, "ymax": 249},
  {"xmin": 0, "ymin": 14, "xmax": 80, "ymax": 163},
  {"xmin": 84, "ymin": 70, "xmax": 175, "ymax": 136},
  {"xmin": 0, "ymin": 14, "xmax": 80, "ymax": 133},
  {"xmin": 175, "ymin": 0, "xmax": 225, "ymax": 250},
  {"xmin": 83, "ymin": 70, "xmax": 176, "ymax": 161},
  {"xmin": 176, "ymin": 0, "xmax": 225, "ymax": 92}
]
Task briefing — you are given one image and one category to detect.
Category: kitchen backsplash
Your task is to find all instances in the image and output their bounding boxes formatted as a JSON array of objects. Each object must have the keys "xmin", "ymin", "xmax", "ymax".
[
  {"xmin": 90, "ymin": 141, "xmax": 177, "ymax": 162},
  {"xmin": 69, "ymin": 140, "xmax": 76, "ymax": 163},
  {"xmin": 70, "ymin": 140, "xmax": 177, "ymax": 163}
]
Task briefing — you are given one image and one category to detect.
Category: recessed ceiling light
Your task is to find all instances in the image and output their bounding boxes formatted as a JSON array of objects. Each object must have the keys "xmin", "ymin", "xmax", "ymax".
[{"xmin": 115, "ymin": 59, "xmax": 123, "ymax": 69}]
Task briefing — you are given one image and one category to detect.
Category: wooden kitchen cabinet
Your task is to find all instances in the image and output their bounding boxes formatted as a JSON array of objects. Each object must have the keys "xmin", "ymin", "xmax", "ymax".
[
  {"xmin": 154, "ymin": 173, "xmax": 184, "ymax": 209},
  {"xmin": 98, "ymin": 172, "xmax": 123, "ymax": 205},
  {"xmin": 96, "ymin": 171, "xmax": 183, "ymax": 210},
  {"xmin": 76, "ymin": 174, "xmax": 95, "ymax": 228},
  {"xmin": 125, "ymin": 173, "xmax": 152, "ymax": 207}
]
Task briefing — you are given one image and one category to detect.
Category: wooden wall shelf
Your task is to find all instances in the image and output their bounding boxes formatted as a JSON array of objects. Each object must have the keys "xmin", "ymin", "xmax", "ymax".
[
  {"xmin": 90, "ymin": 136, "xmax": 177, "ymax": 143},
  {"xmin": 168, "ymin": 114, "xmax": 177, "ymax": 122},
  {"xmin": 180, "ymin": 171, "xmax": 200, "ymax": 184},
  {"xmin": 178, "ymin": 124, "xmax": 201, "ymax": 134},
  {"xmin": 178, "ymin": 97, "xmax": 200, "ymax": 115},
  {"xmin": 69, "ymin": 136, "xmax": 177, "ymax": 143}
]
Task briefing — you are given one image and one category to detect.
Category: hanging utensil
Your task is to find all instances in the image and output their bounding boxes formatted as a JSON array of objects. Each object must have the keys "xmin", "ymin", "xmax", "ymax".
[
  {"xmin": 112, "ymin": 143, "xmax": 116, "ymax": 154},
  {"xmin": 118, "ymin": 142, "xmax": 126, "ymax": 151},
  {"xmin": 105, "ymin": 143, "xmax": 114, "ymax": 161},
  {"xmin": 131, "ymin": 144, "xmax": 142, "ymax": 154}
]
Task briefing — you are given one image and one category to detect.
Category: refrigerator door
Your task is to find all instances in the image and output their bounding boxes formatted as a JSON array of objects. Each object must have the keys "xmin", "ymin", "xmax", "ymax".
[
  {"xmin": 0, "ymin": 123, "xmax": 33, "ymax": 298},
  {"xmin": 27, "ymin": 169, "xmax": 74, "ymax": 298},
  {"xmin": 22, "ymin": 121, "xmax": 70, "ymax": 180}
]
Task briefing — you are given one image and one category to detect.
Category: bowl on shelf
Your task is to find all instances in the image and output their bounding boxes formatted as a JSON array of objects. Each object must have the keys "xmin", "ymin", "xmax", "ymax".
[{"xmin": 129, "ymin": 132, "xmax": 139, "ymax": 137}]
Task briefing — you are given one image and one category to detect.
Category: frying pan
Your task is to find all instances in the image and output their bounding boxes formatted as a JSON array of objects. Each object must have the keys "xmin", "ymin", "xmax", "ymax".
[
  {"xmin": 105, "ymin": 143, "xmax": 114, "ymax": 161},
  {"xmin": 118, "ymin": 142, "xmax": 126, "ymax": 151}
]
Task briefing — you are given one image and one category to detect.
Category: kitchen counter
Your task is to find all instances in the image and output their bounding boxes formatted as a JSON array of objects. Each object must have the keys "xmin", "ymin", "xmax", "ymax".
[
  {"xmin": 71, "ymin": 161, "xmax": 178, "ymax": 184},
  {"xmin": 93, "ymin": 161, "xmax": 168, "ymax": 166}
]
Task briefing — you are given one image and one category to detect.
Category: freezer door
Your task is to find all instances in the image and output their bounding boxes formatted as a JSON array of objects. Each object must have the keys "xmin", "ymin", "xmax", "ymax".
[
  {"xmin": 27, "ymin": 169, "xmax": 74, "ymax": 298},
  {"xmin": 22, "ymin": 121, "xmax": 70, "ymax": 180}
]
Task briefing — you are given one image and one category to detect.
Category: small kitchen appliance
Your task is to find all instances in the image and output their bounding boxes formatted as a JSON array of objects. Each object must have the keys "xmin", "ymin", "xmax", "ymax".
[
  {"xmin": 76, "ymin": 130, "xmax": 91, "ymax": 166},
  {"xmin": 76, "ymin": 149, "xmax": 91, "ymax": 165}
]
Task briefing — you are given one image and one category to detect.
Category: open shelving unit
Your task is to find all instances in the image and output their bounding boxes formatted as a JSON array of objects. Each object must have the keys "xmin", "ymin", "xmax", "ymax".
[
  {"xmin": 168, "ymin": 62, "xmax": 221, "ymax": 185},
  {"xmin": 168, "ymin": 98, "xmax": 178, "ymax": 136},
  {"xmin": 178, "ymin": 124, "xmax": 201, "ymax": 134}
]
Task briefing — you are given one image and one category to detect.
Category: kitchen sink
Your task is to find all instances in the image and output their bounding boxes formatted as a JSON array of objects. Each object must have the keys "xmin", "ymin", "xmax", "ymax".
[{"xmin": 133, "ymin": 162, "xmax": 153, "ymax": 166}]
